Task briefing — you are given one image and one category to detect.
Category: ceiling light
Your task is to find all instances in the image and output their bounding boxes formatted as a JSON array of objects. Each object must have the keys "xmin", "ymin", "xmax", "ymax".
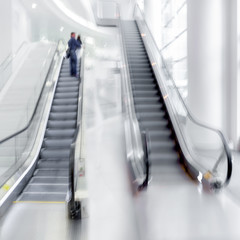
[
  {"xmin": 32, "ymin": 3, "xmax": 37, "ymax": 9},
  {"xmin": 60, "ymin": 26, "xmax": 64, "ymax": 32}
]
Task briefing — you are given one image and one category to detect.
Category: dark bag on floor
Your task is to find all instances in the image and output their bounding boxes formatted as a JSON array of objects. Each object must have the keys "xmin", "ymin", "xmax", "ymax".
[{"xmin": 66, "ymin": 48, "xmax": 70, "ymax": 58}]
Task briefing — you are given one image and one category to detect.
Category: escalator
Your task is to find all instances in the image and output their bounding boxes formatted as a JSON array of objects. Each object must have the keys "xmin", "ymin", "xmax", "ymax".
[
  {"xmin": 18, "ymin": 58, "xmax": 80, "ymax": 201},
  {"xmin": 122, "ymin": 21, "xmax": 181, "ymax": 181}
]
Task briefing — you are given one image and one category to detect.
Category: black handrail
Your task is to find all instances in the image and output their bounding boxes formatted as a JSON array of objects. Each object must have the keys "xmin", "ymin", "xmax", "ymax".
[
  {"xmin": 0, "ymin": 40, "xmax": 64, "ymax": 145},
  {"xmin": 68, "ymin": 50, "xmax": 84, "ymax": 219},
  {"xmin": 134, "ymin": 4, "xmax": 232, "ymax": 186},
  {"xmin": 93, "ymin": 1, "xmax": 150, "ymax": 186},
  {"xmin": 118, "ymin": 19, "xmax": 149, "ymax": 187},
  {"xmin": 0, "ymin": 41, "xmax": 27, "ymax": 69},
  {"xmin": 138, "ymin": 131, "xmax": 150, "ymax": 190}
]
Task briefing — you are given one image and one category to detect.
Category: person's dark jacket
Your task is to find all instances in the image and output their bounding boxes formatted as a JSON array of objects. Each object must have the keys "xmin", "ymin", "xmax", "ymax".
[{"xmin": 68, "ymin": 37, "xmax": 80, "ymax": 52}]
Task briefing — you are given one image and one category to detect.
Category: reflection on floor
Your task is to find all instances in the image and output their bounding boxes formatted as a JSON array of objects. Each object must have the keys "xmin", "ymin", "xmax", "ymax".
[
  {"xmin": 83, "ymin": 32, "xmax": 139, "ymax": 240},
  {"xmin": 0, "ymin": 202, "xmax": 86, "ymax": 240}
]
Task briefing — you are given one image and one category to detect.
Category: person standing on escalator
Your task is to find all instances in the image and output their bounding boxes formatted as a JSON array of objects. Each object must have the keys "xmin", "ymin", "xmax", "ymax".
[
  {"xmin": 68, "ymin": 32, "xmax": 81, "ymax": 77},
  {"xmin": 76, "ymin": 35, "xmax": 82, "ymax": 60}
]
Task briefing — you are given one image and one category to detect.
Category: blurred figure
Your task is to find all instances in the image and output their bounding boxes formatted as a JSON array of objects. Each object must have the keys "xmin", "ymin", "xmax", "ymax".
[
  {"xmin": 76, "ymin": 35, "xmax": 82, "ymax": 59},
  {"xmin": 68, "ymin": 32, "xmax": 80, "ymax": 76}
]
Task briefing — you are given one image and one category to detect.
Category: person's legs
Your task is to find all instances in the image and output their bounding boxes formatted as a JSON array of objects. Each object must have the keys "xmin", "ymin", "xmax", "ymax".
[
  {"xmin": 70, "ymin": 55, "xmax": 74, "ymax": 75},
  {"xmin": 72, "ymin": 54, "xmax": 77, "ymax": 76}
]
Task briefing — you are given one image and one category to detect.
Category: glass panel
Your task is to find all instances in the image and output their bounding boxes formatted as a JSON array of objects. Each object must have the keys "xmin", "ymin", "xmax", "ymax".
[
  {"xmin": 161, "ymin": 0, "xmax": 187, "ymax": 100},
  {"xmin": 0, "ymin": 40, "xmax": 65, "ymax": 191}
]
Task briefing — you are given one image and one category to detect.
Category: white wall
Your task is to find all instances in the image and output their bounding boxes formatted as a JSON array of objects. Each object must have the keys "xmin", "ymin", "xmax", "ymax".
[
  {"xmin": 12, "ymin": 1, "xmax": 30, "ymax": 52},
  {"xmin": 187, "ymin": 0, "xmax": 239, "ymax": 149},
  {"xmin": 0, "ymin": 0, "xmax": 30, "ymax": 65},
  {"xmin": 144, "ymin": 0, "xmax": 162, "ymax": 47},
  {"xmin": 222, "ymin": 0, "xmax": 238, "ymax": 148},
  {"xmin": 0, "ymin": 1, "xmax": 12, "ymax": 64}
]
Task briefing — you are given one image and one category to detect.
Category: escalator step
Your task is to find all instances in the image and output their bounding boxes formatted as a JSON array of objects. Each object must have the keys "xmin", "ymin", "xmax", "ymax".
[
  {"xmin": 40, "ymin": 148, "xmax": 70, "ymax": 159},
  {"xmin": 131, "ymin": 72, "xmax": 153, "ymax": 78},
  {"xmin": 133, "ymin": 90, "xmax": 159, "ymax": 97},
  {"xmin": 54, "ymin": 92, "xmax": 78, "ymax": 99},
  {"xmin": 53, "ymin": 98, "xmax": 78, "ymax": 105},
  {"xmin": 137, "ymin": 111, "xmax": 166, "ymax": 120},
  {"xmin": 56, "ymin": 86, "xmax": 79, "ymax": 93},
  {"xmin": 132, "ymin": 79, "xmax": 155, "ymax": 84},
  {"xmin": 58, "ymin": 76, "xmax": 79, "ymax": 82},
  {"xmin": 135, "ymin": 104, "xmax": 163, "ymax": 112},
  {"xmin": 23, "ymin": 184, "xmax": 67, "ymax": 193},
  {"xmin": 150, "ymin": 141, "xmax": 176, "ymax": 152},
  {"xmin": 47, "ymin": 120, "xmax": 76, "ymax": 129},
  {"xmin": 49, "ymin": 112, "xmax": 77, "ymax": 120},
  {"xmin": 130, "ymin": 63, "xmax": 152, "ymax": 68},
  {"xmin": 43, "ymin": 138, "xmax": 73, "ymax": 148},
  {"xmin": 18, "ymin": 193, "xmax": 67, "ymax": 201},
  {"xmin": 34, "ymin": 169, "xmax": 68, "ymax": 177},
  {"xmin": 127, "ymin": 53, "xmax": 148, "ymax": 57},
  {"xmin": 134, "ymin": 96, "xmax": 161, "ymax": 104},
  {"xmin": 60, "ymin": 68, "xmax": 80, "ymax": 73},
  {"xmin": 45, "ymin": 129, "xmax": 75, "ymax": 138},
  {"xmin": 30, "ymin": 177, "xmax": 68, "ymax": 184},
  {"xmin": 149, "ymin": 152, "xmax": 179, "ymax": 164},
  {"xmin": 132, "ymin": 83, "xmax": 157, "ymax": 89},
  {"xmin": 37, "ymin": 159, "xmax": 69, "ymax": 169},
  {"xmin": 51, "ymin": 105, "xmax": 77, "ymax": 112},
  {"xmin": 147, "ymin": 129, "xmax": 172, "ymax": 140},
  {"xmin": 60, "ymin": 71, "xmax": 79, "ymax": 77},
  {"xmin": 57, "ymin": 81, "xmax": 79, "ymax": 87},
  {"xmin": 140, "ymin": 120, "xmax": 168, "ymax": 130},
  {"xmin": 131, "ymin": 67, "xmax": 153, "ymax": 73}
]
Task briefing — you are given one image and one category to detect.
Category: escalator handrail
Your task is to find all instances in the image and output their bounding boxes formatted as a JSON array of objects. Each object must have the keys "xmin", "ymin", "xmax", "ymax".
[
  {"xmin": 0, "ymin": 41, "xmax": 27, "ymax": 69},
  {"xmin": 0, "ymin": 40, "xmax": 65, "ymax": 145},
  {"xmin": 90, "ymin": 1, "xmax": 149, "ymax": 184},
  {"xmin": 118, "ymin": 17, "xmax": 149, "ymax": 183},
  {"xmin": 138, "ymin": 131, "xmax": 150, "ymax": 190},
  {"xmin": 134, "ymin": 4, "xmax": 232, "ymax": 186},
  {"xmin": 68, "ymin": 46, "xmax": 85, "ymax": 217}
]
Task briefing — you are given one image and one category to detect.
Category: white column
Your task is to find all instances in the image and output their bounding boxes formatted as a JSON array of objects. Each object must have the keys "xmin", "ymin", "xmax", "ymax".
[
  {"xmin": 222, "ymin": 0, "xmax": 238, "ymax": 149},
  {"xmin": 187, "ymin": 0, "xmax": 224, "ymax": 130}
]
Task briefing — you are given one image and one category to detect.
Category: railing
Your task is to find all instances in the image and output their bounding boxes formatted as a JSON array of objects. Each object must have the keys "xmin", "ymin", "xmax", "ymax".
[
  {"xmin": 160, "ymin": 0, "xmax": 187, "ymax": 100},
  {"xmin": 0, "ymin": 42, "xmax": 27, "ymax": 90},
  {"xmin": 134, "ymin": 4, "xmax": 232, "ymax": 187},
  {"xmin": 68, "ymin": 47, "xmax": 85, "ymax": 219},
  {"xmin": 119, "ymin": 19, "xmax": 149, "ymax": 187},
  {"xmin": 0, "ymin": 40, "xmax": 66, "ymax": 194},
  {"xmin": 89, "ymin": 1, "xmax": 150, "ymax": 188},
  {"xmin": 138, "ymin": 131, "xmax": 150, "ymax": 190}
]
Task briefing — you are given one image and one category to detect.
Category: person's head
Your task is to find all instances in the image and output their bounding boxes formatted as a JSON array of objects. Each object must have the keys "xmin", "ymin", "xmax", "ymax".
[
  {"xmin": 77, "ymin": 35, "xmax": 81, "ymax": 41},
  {"xmin": 71, "ymin": 32, "xmax": 75, "ymax": 38}
]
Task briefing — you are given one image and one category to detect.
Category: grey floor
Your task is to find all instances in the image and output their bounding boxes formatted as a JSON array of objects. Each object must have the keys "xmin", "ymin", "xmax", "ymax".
[
  {"xmin": 83, "ymin": 40, "xmax": 139, "ymax": 240},
  {"xmin": 0, "ymin": 202, "xmax": 86, "ymax": 240}
]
